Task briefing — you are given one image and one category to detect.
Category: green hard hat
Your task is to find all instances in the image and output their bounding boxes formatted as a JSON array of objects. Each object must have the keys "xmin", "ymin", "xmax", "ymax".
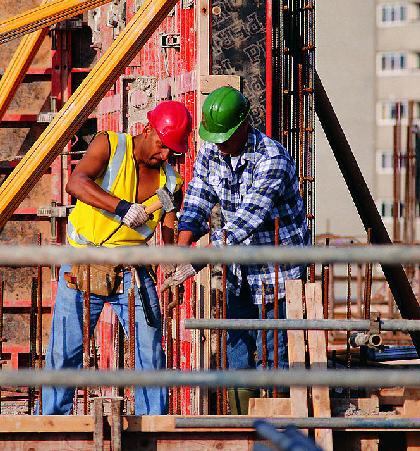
[{"xmin": 199, "ymin": 86, "xmax": 251, "ymax": 143}]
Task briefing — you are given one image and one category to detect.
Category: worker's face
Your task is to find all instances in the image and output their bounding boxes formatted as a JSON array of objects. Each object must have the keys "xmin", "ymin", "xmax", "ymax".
[
  {"xmin": 140, "ymin": 125, "xmax": 172, "ymax": 168},
  {"xmin": 216, "ymin": 121, "xmax": 250, "ymax": 157}
]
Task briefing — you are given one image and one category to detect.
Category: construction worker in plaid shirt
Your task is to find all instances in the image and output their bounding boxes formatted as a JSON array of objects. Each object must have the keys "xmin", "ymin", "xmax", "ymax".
[{"xmin": 162, "ymin": 86, "xmax": 310, "ymax": 402}]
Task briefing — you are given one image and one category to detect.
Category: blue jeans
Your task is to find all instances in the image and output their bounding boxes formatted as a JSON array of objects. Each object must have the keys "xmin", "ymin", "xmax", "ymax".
[
  {"xmin": 226, "ymin": 278, "xmax": 288, "ymax": 370},
  {"xmin": 41, "ymin": 265, "xmax": 167, "ymax": 415}
]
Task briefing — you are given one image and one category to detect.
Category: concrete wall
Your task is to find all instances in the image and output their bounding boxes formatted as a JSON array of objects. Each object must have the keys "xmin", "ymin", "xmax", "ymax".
[{"xmin": 315, "ymin": 0, "xmax": 377, "ymax": 237}]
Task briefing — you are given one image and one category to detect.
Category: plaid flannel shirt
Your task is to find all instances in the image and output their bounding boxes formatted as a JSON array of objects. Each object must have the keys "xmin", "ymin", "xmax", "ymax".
[{"xmin": 178, "ymin": 127, "xmax": 310, "ymax": 304}]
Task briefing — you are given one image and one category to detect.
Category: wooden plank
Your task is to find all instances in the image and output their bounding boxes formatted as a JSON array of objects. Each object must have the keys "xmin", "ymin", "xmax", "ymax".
[
  {"xmin": 305, "ymin": 282, "xmax": 333, "ymax": 451},
  {"xmin": 285, "ymin": 280, "xmax": 308, "ymax": 421},
  {"xmin": 248, "ymin": 398, "xmax": 291, "ymax": 417},
  {"xmin": 0, "ymin": 416, "xmax": 94, "ymax": 433}
]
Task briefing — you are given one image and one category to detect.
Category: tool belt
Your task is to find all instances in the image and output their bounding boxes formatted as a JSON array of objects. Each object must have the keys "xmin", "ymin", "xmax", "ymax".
[{"xmin": 64, "ymin": 264, "xmax": 124, "ymax": 296}]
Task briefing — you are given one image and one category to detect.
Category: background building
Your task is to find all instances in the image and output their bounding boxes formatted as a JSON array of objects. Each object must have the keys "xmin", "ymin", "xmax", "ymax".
[{"xmin": 316, "ymin": 0, "xmax": 420, "ymax": 240}]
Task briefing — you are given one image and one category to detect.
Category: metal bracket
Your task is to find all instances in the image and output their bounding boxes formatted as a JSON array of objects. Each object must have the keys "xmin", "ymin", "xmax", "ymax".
[
  {"xmin": 159, "ymin": 33, "xmax": 181, "ymax": 50},
  {"xmin": 369, "ymin": 313, "xmax": 381, "ymax": 335},
  {"xmin": 37, "ymin": 206, "xmax": 72, "ymax": 218}
]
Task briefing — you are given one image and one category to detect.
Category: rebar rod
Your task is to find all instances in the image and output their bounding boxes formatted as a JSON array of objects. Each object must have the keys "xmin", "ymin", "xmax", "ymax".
[
  {"xmin": 1, "ymin": 369, "xmax": 419, "ymax": 388},
  {"xmin": 0, "ymin": 277, "xmax": 3, "ymax": 414},
  {"xmin": 37, "ymin": 234, "xmax": 43, "ymax": 414},
  {"xmin": 28, "ymin": 276, "xmax": 37, "ymax": 414},
  {"xmin": 128, "ymin": 269, "xmax": 135, "ymax": 415},
  {"xmin": 261, "ymin": 284, "xmax": 267, "ymax": 370},
  {"xmin": 346, "ymin": 262, "xmax": 352, "ymax": 379},
  {"xmin": 184, "ymin": 318, "xmax": 420, "ymax": 332},
  {"xmin": 222, "ymin": 231, "xmax": 228, "ymax": 415},
  {"xmin": 215, "ymin": 288, "xmax": 222, "ymax": 415},
  {"xmin": 83, "ymin": 265, "xmax": 91, "ymax": 415},
  {"xmin": 174, "ymin": 285, "xmax": 181, "ymax": 415},
  {"xmin": 166, "ymin": 290, "xmax": 173, "ymax": 415},
  {"xmin": 393, "ymin": 102, "xmax": 401, "ymax": 242},
  {"xmin": 363, "ymin": 229, "xmax": 373, "ymax": 320},
  {"xmin": 5, "ymin": 245, "xmax": 420, "ymax": 266},
  {"xmin": 273, "ymin": 217, "xmax": 279, "ymax": 398},
  {"xmin": 175, "ymin": 417, "xmax": 420, "ymax": 430},
  {"xmin": 314, "ymin": 70, "xmax": 420, "ymax": 354}
]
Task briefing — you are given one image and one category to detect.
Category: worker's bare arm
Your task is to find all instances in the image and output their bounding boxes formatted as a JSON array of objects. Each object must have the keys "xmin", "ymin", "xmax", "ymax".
[
  {"xmin": 161, "ymin": 211, "xmax": 176, "ymax": 244},
  {"xmin": 66, "ymin": 133, "xmax": 120, "ymax": 213}
]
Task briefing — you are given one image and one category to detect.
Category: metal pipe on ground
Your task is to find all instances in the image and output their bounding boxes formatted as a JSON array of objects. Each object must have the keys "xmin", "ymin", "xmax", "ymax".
[
  {"xmin": 175, "ymin": 417, "xmax": 420, "ymax": 430},
  {"xmin": 0, "ymin": 369, "xmax": 419, "ymax": 388},
  {"xmin": 314, "ymin": 71, "xmax": 420, "ymax": 354},
  {"xmin": 184, "ymin": 318, "xmax": 420, "ymax": 332}
]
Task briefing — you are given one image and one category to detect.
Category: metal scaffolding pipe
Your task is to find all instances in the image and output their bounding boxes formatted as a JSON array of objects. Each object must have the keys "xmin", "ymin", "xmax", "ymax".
[
  {"xmin": 1, "ymin": 245, "xmax": 420, "ymax": 266},
  {"xmin": 314, "ymin": 71, "xmax": 420, "ymax": 353},
  {"xmin": 0, "ymin": 369, "xmax": 419, "ymax": 388},
  {"xmin": 175, "ymin": 417, "xmax": 420, "ymax": 430},
  {"xmin": 184, "ymin": 318, "xmax": 420, "ymax": 332}
]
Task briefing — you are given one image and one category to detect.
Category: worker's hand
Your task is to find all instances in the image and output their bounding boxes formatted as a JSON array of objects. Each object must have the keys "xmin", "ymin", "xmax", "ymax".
[
  {"xmin": 160, "ymin": 264, "xmax": 196, "ymax": 292},
  {"xmin": 160, "ymin": 263, "xmax": 176, "ymax": 277},
  {"xmin": 115, "ymin": 200, "xmax": 149, "ymax": 229}
]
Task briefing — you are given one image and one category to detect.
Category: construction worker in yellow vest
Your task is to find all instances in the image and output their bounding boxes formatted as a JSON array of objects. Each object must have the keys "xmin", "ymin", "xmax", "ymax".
[{"xmin": 40, "ymin": 101, "xmax": 191, "ymax": 416}]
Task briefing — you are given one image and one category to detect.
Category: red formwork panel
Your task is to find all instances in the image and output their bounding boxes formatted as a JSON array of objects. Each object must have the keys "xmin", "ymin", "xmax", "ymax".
[{"xmin": 93, "ymin": 1, "xmax": 198, "ymax": 414}]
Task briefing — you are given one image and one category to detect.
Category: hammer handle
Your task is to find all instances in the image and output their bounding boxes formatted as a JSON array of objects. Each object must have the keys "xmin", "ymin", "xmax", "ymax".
[{"xmin": 144, "ymin": 200, "xmax": 163, "ymax": 215}]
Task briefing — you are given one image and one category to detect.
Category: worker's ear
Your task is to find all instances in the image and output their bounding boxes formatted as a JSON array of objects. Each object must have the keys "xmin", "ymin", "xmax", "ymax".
[{"xmin": 143, "ymin": 123, "xmax": 152, "ymax": 137}]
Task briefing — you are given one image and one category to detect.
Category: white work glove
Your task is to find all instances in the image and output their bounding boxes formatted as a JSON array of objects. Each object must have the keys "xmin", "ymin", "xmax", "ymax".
[
  {"xmin": 115, "ymin": 200, "xmax": 149, "ymax": 229},
  {"xmin": 160, "ymin": 263, "xmax": 176, "ymax": 277},
  {"xmin": 160, "ymin": 264, "xmax": 196, "ymax": 292}
]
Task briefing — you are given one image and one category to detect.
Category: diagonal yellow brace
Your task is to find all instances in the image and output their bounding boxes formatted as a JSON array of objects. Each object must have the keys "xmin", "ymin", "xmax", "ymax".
[
  {"xmin": 0, "ymin": 0, "xmax": 52, "ymax": 121},
  {"xmin": 0, "ymin": 0, "xmax": 179, "ymax": 229},
  {"xmin": 0, "ymin": 0, "xmax": 112, "ymax": 44}
]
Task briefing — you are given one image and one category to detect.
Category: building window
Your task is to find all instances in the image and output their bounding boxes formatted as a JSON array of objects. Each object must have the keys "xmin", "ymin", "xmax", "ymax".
[
  {"xmin": 377, "ymin": 151, "xmax": 406, "ymax": 174},
  {"xmin": 378, "ymin": 3, "xmax": 408, "ymax": 25},
  {"xmin": 379, "ymin": 200, "xmax": 404, "ymax": 218},
  {"xmin": 378, "ymin": 101, "xmax": 420, "ymax": 124},
  {"xmin": 378, "ymin": 52, "xmax": 407, "ymax": 72}
]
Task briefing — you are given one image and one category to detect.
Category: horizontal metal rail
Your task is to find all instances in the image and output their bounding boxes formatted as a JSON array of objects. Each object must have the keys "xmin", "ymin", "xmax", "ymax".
[
  {"xmin": 184, "ymin": 319, "xmax": 420, "ymax": 332},
  {"xmin": 0, "ymin": 369, "xmax": 419, "ymax": 388},
  {"xmin": 175, "ymin": 417, "xmax": 420, "ymax": 430},
  {"xmin": 1, "ymin": 245, "xmax": 420, "ymax": 266}
]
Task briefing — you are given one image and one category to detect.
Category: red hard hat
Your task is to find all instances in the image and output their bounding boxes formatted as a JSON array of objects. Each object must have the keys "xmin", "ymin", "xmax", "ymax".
[{"xmin": 147, "ymin": 101, "xmax": 192, "ymax": 154}]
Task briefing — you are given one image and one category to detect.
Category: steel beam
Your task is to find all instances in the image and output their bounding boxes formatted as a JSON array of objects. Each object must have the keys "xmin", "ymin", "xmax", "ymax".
[
  {"xmin": 0, "ymin": 0, "xmax": 111, "ymax": 44},
  {"xmin": 0, "ymin": 1, "xmax": 51, "ymax": 122},
  {"xmin": 0, "ymin": 0, "xmax": 180, "ymax": 228}
]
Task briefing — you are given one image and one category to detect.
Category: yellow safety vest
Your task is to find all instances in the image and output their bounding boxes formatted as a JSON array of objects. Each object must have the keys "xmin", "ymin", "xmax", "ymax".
[{"xmin": 67, "ymin": 131, "xmax": 183, "ymax": 248}]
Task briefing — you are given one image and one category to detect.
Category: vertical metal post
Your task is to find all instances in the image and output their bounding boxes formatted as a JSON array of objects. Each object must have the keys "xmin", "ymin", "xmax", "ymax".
[
  {"xmin": 298, "ymin": 63, "xmax": 304, "ymax": 197},
  {"xmin": 83, "ymin": 265, "xmax": 91, "ymax": 415},
  {"xmin": 222, "ymin": 230, "xmax": 228, "ymax": 415},
  {"xmin": 37, "ymin": 233, "xmax": 43, "ymax": 414},
  {"xmin": 128, "ymin": 269, "xmax": 136, "ymax": 415}
]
